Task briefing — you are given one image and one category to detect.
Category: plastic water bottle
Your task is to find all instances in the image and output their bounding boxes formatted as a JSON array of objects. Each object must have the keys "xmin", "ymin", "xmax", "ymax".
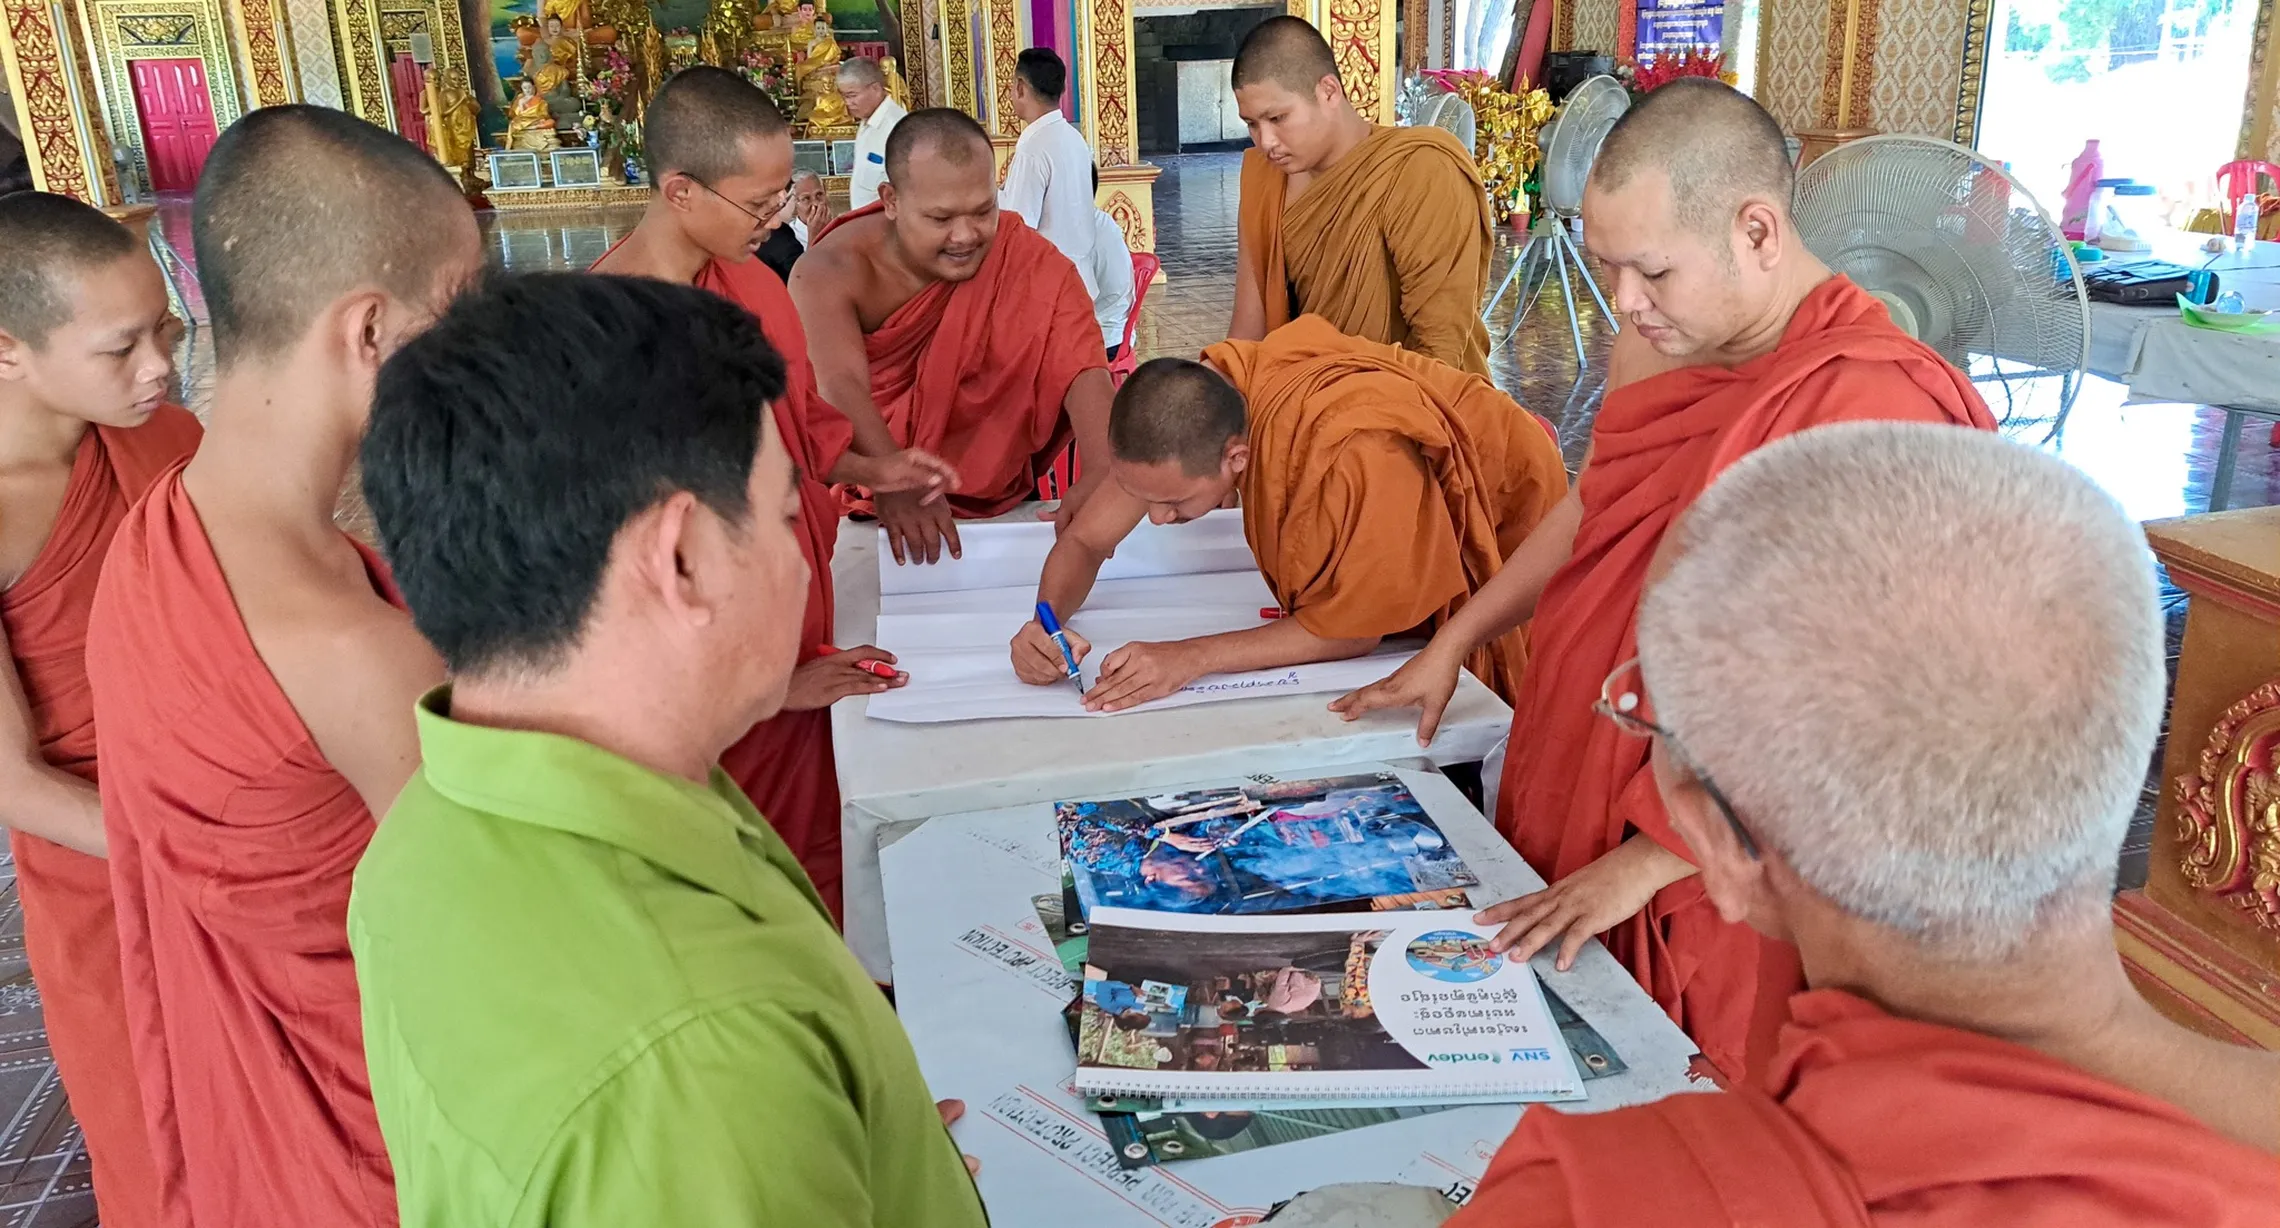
[{"xmin": 2237, "ymin": 195, "xmax": 2260, "ymax": 254}]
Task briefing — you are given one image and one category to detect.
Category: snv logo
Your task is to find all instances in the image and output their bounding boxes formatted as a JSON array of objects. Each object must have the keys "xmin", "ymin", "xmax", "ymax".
[{"xmin": 1509, "ymin": 1048, "xmax": 1554, "ymax": 1062}]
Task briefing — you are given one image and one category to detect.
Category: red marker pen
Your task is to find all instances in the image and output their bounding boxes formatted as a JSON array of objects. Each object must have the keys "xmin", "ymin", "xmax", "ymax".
[
  {"xmin": 815, "ymin": 643, "xmax": 899, "ymax": 679},
  {"xmin": 1259, "ymin": 607, "xmax": 1286, "ymax": 620}
]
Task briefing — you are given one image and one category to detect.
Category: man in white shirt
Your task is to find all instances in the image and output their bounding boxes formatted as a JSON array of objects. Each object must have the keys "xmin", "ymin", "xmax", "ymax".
[
  {"xmin": 837, "ymin": 57, "xmax": 906, "ymax": 210},
  {"xmin": 1085, "ymin": 166, "xmax": 1136, "ymax": 360},
  {"xmin": 998, "ymin": 48, "xmax": 1097, "ymax": 293}
]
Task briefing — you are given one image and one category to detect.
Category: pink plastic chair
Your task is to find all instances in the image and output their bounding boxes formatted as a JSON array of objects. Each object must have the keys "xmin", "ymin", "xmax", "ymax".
[
  {"xmin": 1037, "ymin": 251, "xmax": 1162, "ymax": 501},
  {"xmin": 2215, "ymin": 159, "xmax": 2280, "ymax": 229}
]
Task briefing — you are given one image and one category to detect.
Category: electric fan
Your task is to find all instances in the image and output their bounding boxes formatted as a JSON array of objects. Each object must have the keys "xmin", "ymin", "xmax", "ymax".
[
  {"xmin": 1792, "ymin": 135, "xmax": 2090, "ymax": 432},
  {"xmin": 1420, "ymin": 91, "xmax": 1477, "ymax": 156},
  {"xmin": 1482, "ymin": 73, "xmax": 1629, "ymax": 362}
]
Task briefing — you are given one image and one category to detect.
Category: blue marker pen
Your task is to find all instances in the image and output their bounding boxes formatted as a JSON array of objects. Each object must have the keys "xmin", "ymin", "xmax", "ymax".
[{"xmin": 1034, "ymin": 601, "xmax": 1087, "ymax": 695}]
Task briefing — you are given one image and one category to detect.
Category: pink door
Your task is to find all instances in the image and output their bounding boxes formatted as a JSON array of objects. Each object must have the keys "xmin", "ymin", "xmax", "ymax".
[
  {"xmin": 130, "ymin": 58, "xmax": 219, "ymax": 193},
  {"xmin": 390, "ymin": 56, "xmax": 431, "ymax": 154}
]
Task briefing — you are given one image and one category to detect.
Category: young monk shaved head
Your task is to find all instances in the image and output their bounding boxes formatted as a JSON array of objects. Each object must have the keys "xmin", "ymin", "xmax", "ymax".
[
  {"xmin": 196, "ymin": 104, "xmax": 474, "ymax": 368},
  {"xmin": 593, "ymin": 65, "xmax": 951, "ymax": 909},
  {"xmin": 794, "ymin": 103, "xmax": 1115, "ymax": 572},
  {"xmin": 1443, "ymin": 424, "xmax": 2280, "ymax": 1226},
  {"xmin": 1226, "ymin": 17, "xmax": 1494, "ymax": 375},
  {"xmin": 0, "ymin": 191, "xmax": 185, "ymax": 1228},
  {"xmin": 1335, "ymin": 79, "xmax": 1993, "ymax": 1081},
  {"xmin": 1581, "ymin": 77, "xmax": 1819, "ymax": 365},
  {"xmin": 84, "ymin": 103, "xmax": 481, "ymax": 1225},
  {"xmin": 881, "ymin": 106, "xmax": 1000, "ymax": 283},
  {"xmin": 1104, "ymin": 357, "xmax": 1249, "ymax": 523},
  {"xmin": 1019, "ymin": 319, "xmax": 1567, "ymax": 713}
]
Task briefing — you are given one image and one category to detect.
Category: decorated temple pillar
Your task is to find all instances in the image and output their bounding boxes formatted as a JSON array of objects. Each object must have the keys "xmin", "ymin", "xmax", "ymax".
[
  {"xmin": 1, "ymin": 0, "xmax": 122, "ymax": 201},
  {"xmin": 1287, "ymin": 0, "xmax": 1397, "ymax": 124}
]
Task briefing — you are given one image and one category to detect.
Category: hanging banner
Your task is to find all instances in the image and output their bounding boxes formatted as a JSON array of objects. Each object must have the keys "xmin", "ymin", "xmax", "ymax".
[{"xmin": 1634, "ymin": 0, "xmax": 1722, "ymax": 59}]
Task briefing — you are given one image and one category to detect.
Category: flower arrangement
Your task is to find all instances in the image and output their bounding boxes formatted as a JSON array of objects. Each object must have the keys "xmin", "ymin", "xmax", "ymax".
[
  {"xmin": 1421, "ymin": 68, "xmax": 1557, "ymax": 224},
  {"xmin": 740, "ymin": 47, "xmax": 800, "ymax": 117},
  {"xmin": 584, "ymin": 46, "xmax": 635, "ymax": 106},
  {"xmin": 1619, "ymin": 46, "xmax": 1734, "ymax": 96}
]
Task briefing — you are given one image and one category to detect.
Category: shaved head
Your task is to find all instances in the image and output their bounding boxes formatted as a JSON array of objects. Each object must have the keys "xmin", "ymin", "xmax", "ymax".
[
  {"xmin": 1591, "ymin": 78, "xmax": 1794, "ymax": 239},
  {"xmin": 836, "ymin": 56, "xmax": 886, "ymax": 88},
  {"xmin": 192, "ymin": 105, "xmax": 469, "ymax": 368},
  {"xmin": 1232, "ymin": 16, "xmax": 1340, "ymax": 97},
  {"xmin": 0, "ymin": 192, "xmax": 139, "ymax": 347},
  {"xmin": 646, "ymin": 66, "xmax": 790, "ymax": 183},
  {"xmin": 884, "ymin": 106, "xmax": 991, "ymax": 185},
  {"xmin": 1110, "ymin": 358, "xmax": 1246, "ymax": 477},
  {"xmin": 1638, "ymin": 422, "xmax": 2161, "ymax": 959}
]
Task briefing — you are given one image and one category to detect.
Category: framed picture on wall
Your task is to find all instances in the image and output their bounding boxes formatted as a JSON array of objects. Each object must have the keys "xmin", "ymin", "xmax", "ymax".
[
  {"xmin": 488, "ymin": 151, "xmax": 543, "ymax": 191},
  {"xmin": 551, "ymin": 148, "xmax": 602, "ymax": 188}
]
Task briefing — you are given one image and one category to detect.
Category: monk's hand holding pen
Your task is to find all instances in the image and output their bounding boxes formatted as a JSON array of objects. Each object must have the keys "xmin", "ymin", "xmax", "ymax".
[
  {"xmin": 1083, "ymin": 641, "xmax": 1205, "ymax": 713},
  {"xmin": 780, "ymin": 646, "xmax": 907, "ymax": 711},
  {"xmin": 1473, "ymin": 837, "xmax": 1697, "ymax": 972},
  {"xmin": 1010, "ymin": 619, "xmax": 1090, "ymax": 685}
]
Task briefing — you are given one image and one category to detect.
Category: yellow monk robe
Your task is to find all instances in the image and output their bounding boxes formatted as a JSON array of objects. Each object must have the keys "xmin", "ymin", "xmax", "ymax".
[
  {"xmin": 1206, "ymin": 315, "xmax": 1568, "ymax": 702},
  {"xmin": 1239, "ymin": 126, "xmax": 1495, "ymax": 377}
]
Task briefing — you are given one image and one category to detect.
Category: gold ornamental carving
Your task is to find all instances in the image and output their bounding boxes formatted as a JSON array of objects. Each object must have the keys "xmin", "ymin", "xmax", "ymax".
[
  {"xmin": 2175, "ymin": 679, "xmax": 2280, "ymax": 934},
  {"xmin": 1285, "ymin": 0, "xmax": 1394, "ymax": 124},
  {"xmin": 227, "ymin": 0, "xmax": 296, "ymax": 106},
  {"xmin": 2, "ymin": 0, "xmax": 110, "ymax": 199},
  {"xmin": 941, "ymin": 0, "xmax": 973, "ymax": 112},
  {"xmin": 331, "ymin": 0, "xmax": 393, "ymax": 126},
  {"xmin": 1082, "ymin": 0, "xmax": 1133, "ymax": 163},
  {"xmin": 896, "ymin": 0, "xmax": 927, "ymax": 104},
  {"xmin": 984, "ymin": 0, "xmax": 1014, "ymax": 131},
  {"xmin": 117, "ymin": 13, "xmax": 195, "ymax": 43},
  {"xmin": 88, "ymin": 0, "xmax": 242, "ymax": 192}
]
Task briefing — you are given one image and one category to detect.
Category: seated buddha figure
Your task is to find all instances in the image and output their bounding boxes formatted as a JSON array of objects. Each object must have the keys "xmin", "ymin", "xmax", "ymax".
[
  {"xmin": 506, "ymin": 76, "xmax": 559, "ymax": 151},
  {"xmin": 794, "ymin": 3, "xmax": 851, "ymax": 129}
]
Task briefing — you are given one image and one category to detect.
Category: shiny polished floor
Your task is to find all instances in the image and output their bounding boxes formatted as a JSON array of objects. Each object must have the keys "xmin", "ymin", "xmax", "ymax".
[{"xmin": 0, "ymin": 152, "xmax": 2264, "ymax": 1226}]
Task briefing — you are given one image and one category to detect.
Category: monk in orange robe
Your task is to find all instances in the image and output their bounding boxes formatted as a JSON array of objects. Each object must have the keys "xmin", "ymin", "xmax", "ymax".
[
  {"xmin": 0, "ymin": 192, "xmax": 188, "ymax": 1228},
  {"xmin": 588, "ymin": 67, "xmax": 957, "ymax": 912},
  {"xmin": 1012, "ymin": 314, "xmax": 1567, "ymax": 713},
  {"xmin": 1448, "ymin": 422, "xmax": 2280, "ymax": 1225},
  {"xmin": 793, "ymin": 107, "xmax": 1113, "ymax": 568},
  {"xmin": 1334, "ymin": 80, "xmax": 1995, "ymax": 1082},
  {"xmin": 1229, "ymin": 16, "xmax": 1493, "ymax": 377},
  {"xmin": 85, "ymin": 108, "xmax": 481, "ymax": 1228}
]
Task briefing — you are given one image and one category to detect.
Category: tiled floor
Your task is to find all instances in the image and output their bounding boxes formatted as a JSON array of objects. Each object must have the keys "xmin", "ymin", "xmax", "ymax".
[{"xmin": 8, "ymin": 153, "xmax": 2267, "ymax": 1225}]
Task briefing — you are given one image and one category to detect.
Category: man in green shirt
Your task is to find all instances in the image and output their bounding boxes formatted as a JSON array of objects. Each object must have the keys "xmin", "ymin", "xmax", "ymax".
[{"xmin": 350, "ymin": 272, "xmax": 988, "ymax": 1227}]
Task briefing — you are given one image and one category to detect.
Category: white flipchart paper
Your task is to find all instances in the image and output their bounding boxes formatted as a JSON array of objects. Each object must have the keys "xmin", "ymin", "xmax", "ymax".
[{"xmin": 866, "ymin": 510, "xmax": 1416, "ymax": 723}]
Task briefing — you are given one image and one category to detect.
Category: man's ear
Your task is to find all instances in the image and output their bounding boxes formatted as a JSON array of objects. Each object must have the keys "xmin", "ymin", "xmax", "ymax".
[
  {"xmin": 639, "ymin": 491, "xmax": 718, "ymax": 631},
  {"xmin": 1223, "ymin": 437, "xmax": 1251, "ymax": 480},
  {"xmin": 1651, "ymin": 741, "xmax": 1764, "ymax": 926},
  {"xmin": 0, "ymin": 326, "xmax": 29, "ymax": 383},
  {"xmin": 1736, "ymin": 198, "xmax": 1785, "ymax": 270}
]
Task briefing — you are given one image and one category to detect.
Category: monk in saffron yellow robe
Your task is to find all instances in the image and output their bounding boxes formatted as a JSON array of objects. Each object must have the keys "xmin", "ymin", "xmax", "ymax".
[
  {"xmin": 1228, "ymin": 16, "xmax": 1494, "ymax": 376},
  {"xmin": 1011, "ymin": 314, "xmax": 1568, "ymax": 713}
]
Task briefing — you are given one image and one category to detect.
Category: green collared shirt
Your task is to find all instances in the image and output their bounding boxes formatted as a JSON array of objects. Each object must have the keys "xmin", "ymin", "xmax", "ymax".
[{"xmin": 350, "ymin": 689, "xmax": 988, "ymax": 1228}]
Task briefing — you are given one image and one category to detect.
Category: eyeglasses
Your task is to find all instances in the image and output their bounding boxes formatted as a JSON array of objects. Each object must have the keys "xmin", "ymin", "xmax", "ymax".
[
  {"xmin": 1593, "ymin": 657, "xmax": 1760, "ymax": 860},
  {"xmin": 688, "ymin": 175, "xmax": 790, "ymax": 230}
]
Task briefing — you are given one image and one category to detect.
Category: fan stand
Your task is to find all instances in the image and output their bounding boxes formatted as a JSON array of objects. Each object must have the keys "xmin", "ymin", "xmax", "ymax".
[{"xmin": 1482, "ymin": 214, "xmax": 1615, "ymax": 364}]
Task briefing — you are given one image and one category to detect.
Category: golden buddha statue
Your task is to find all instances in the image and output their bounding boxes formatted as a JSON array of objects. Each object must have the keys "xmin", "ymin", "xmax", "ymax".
[
  {"xmin": 540, "ymin": 0, "xmax": 588, "ymax": 31},
  {"xmin": 524, "ymin": 15, "xmax": 580, "ymax": 96},
  {"xmin": 882, "ymin": 54, "xmax": 911, "ymax": 110},
  {"xmin": 426, "ymin": 67, "xmax": 479, "ymax": 171},
  {"xmin": 793, "ymin": 4, "xmax": 850, "ymax": 129},
  {"xmin": 506, "ymin": 77, "xmax": 559, "ymax": 151}
]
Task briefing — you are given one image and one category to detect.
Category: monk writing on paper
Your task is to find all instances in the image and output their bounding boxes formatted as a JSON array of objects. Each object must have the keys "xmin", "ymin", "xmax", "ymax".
[
  {"xmin": 793, "ymin": 107, "xmax": 1113, "ymax": 566},
  {"xmin": 591, "ymin": 65, "xmax": 957, "ymax": 910},
  {"xmin": 1450, "ymin": 424, "xmax": 2280, "ymax": 1227},
  {"xmin": 86, "ymin": 106, "xmax": 481, "ymax": 1227},
  {"xmin": 1333, "ymin": 80, "xmax": 1996, "ymax": 1082},
  {"xmin": 1010, "ymin": 315, "xmax": 1567, "ymax": 713},
  {"xmin": 0, "ymin": 192, "xmax": 190, "ymax": 1228},
  {"xmin": 1229, "ymin": 16, "xmax": 1494, "ymax": 377}
]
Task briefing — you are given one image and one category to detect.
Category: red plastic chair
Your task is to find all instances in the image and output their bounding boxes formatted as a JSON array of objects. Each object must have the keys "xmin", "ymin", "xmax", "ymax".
[
  {"xmin": 1037, "ymin": 251, "xmax": 1162, "ymax": 501},
  {"xmin": 2215, "ymin": 159, "xmax": 2280, "ymax": 229}
]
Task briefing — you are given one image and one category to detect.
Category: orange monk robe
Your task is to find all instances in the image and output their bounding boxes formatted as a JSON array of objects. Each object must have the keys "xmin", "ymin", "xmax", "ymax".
[
  {"xmin": 1450, "ymin": 989, "xmax": 2280, "ymax": 1227},
  {"xmin": 816, "ymin": 204, "xmax": 1108, "ymax": 518},
  {"xmin": 1238, "ymin": 126, "xmax": 1495, "ymax": 378},
  {"xmin": 1, "ymin": 406, "xmax": 198, "ymax": 1228},
  {"xmin": 1497, "ymin": 277, "xmax": 1997, "ymax": 1082},
  {"xmin": 86, "ymin": 472, "xmax": 399, "ymax": 1228},
  {"xmin": 1204, "ymin": 315, "xmax": 1567, "ymax": 703},
  {"xmin": 596, "ymin": 244, "xmax": 856, "ymax": 916}
]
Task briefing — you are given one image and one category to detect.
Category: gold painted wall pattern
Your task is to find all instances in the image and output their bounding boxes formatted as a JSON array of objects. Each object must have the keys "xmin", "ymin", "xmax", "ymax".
[
  {"xmin": 227, "ymin": 0, "xmax": 294, "ymax": 105},
  {"xmin": 1082, "ymin": 0, "xmax": 1134, "ymax": 162},
  {"xmin": 986, "ymin": 0, "xmax": 1014, "ymax": 131},
  {"xmin": 941, "ymin": 0, "xmax": 973, "ymax": 111},
  {"xmin": 2, "ymin": 0, "xmax": 109, "ymax": 198},
  {"xmin": 1285, "ymin": 0, "xmax": 1396, "ymax": 123}
]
